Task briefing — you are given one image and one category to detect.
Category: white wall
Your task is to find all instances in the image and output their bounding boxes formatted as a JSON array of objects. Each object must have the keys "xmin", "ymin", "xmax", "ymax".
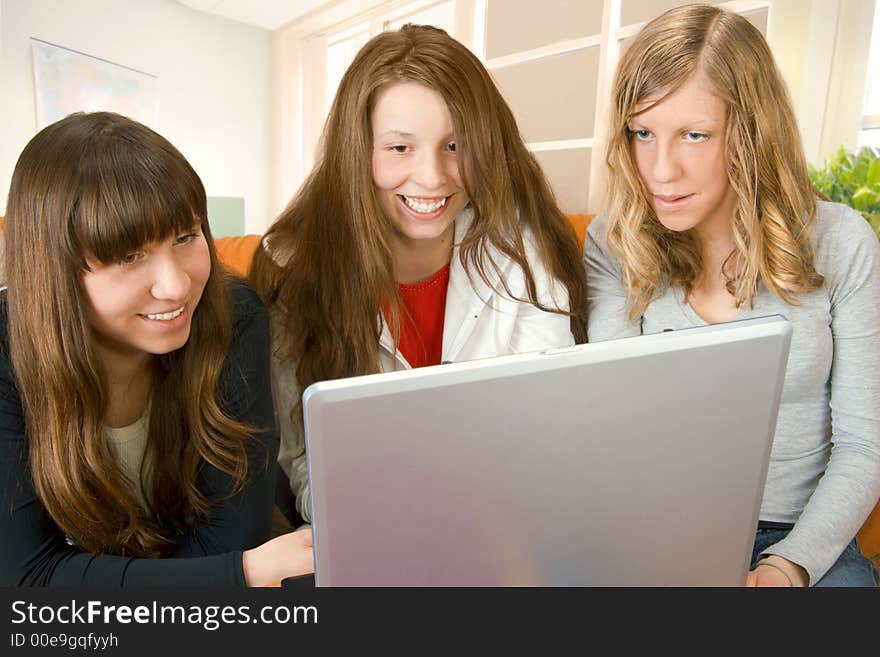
[{"xmin": 0, "ymin": 0, "xmax": 273, "ymax": 234}]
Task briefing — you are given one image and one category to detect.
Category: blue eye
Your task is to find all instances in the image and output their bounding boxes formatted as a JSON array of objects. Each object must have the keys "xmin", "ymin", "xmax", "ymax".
[
  {"xmin": 629, "ymin": 129, "xmax": 652, "ymax": 141},
  {"xmin": 684, "ymin": 131, "xmax": 708, "ymax": 142}
]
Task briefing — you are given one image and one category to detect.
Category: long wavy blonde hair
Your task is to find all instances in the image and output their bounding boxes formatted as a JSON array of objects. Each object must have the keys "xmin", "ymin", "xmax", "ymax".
[
  {"xmin": 251, "ymin": 24, "xmax": 587, "ymax": 393},
  {"xmin": 604, "ymin": 4, "xmax": 824, "ymax": 320},
  {"xmin": 5, "ymin": 112, "xmax": 256, "ymax": 557}
]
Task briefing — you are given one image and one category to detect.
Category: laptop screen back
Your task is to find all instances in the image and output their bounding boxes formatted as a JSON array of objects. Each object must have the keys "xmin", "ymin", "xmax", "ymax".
[{"xmin": 303, "ymin": 316, "xmax": 792, "ymax": 586}]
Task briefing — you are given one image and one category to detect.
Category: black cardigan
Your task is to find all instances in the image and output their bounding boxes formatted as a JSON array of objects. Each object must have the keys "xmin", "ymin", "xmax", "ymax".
[{"xmin": 0, "ymin": 283, "xmax": 278, "ymax": 586}]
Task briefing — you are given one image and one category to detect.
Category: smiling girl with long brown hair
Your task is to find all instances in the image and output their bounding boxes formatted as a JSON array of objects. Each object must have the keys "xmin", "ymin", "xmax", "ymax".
[
  {"xmin": 0, "ymin": 112, "xmax": 312, "ymax": 586},
  {"xmin": 250, "ymin": 24, "xmax": 588, "ymax": 525}
]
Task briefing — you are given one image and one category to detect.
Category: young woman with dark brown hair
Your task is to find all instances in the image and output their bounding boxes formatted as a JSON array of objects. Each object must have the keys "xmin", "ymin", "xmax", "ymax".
[
  {"xmin": 0, "ymin": 112, "xmax": 312, "ymax": 586},
  {"xmin": 250, "ymin": 24, "xmax": 588, "ymax": 525}
]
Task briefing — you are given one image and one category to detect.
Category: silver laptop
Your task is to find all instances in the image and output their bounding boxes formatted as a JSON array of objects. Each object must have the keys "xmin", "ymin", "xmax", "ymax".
[{"xmin": 302, "ymin": 315, "xmax": 791, "ymax": 586}]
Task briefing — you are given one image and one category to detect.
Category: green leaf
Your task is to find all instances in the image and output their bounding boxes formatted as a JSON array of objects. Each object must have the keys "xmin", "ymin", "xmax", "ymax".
[
  {"xmin": 809, "ymin": 145, "xmax": 880, "ymax": 238},
  {"xmin": 867, "ymin": 158, "xmax": 880, "ymax": 187},
  {"xmin": 852, "ymin": 186, "xmax": 872, "ymax": 211}
]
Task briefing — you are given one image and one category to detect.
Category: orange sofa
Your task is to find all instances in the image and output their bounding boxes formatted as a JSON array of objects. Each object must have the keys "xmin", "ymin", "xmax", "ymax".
[{"xmin": 214, "ymin": 233, "xmax": 262, "ymax": 278}]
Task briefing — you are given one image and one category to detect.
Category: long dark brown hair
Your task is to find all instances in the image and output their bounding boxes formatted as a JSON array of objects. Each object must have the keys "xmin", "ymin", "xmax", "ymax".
[
  {"xmin": 251, "ymin": 23, "xmax": 587, "ymax": 395},
  {"xmin": 5, "ymin": 111, "xmax": 255, "ymax": 557},
  {"xmin": 604, "ymin": 4, "xmax": 823, "ymax": 320}
]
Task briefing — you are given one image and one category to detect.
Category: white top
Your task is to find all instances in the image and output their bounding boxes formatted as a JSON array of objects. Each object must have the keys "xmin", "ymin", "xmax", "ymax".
[{"xmin": 272, "ymin": 207, "xmax": 575, "ymax": 523}]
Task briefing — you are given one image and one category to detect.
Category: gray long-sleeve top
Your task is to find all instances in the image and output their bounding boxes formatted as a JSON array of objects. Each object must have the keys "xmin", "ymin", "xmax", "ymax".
[{"xmin": 585, "ymin": 200, "xmax": 880, "ymax": 584}]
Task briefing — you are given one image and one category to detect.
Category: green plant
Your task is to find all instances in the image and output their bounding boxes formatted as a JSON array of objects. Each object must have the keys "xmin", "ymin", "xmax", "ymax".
[{"xmin": 808, "ymin": 145, "xmax": 880, "ymax": 238}]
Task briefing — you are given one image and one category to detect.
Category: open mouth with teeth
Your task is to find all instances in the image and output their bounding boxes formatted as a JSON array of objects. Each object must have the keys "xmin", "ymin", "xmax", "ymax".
[
  {"xmin": 398, "ymin": 194, "xmax": 449, "ymax": 216},
  {"xmin": 142, "ymin": 306, "xmax": 185, "ymax": 321}
]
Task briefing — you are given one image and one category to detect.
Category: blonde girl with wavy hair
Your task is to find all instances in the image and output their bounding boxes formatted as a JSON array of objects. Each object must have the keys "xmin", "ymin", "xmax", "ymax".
[
  {"xmin": 251, "ymin": 24, "xmax": 587, "ymax": 526},
  {"xmin": 586, "ymin": 4, "xmax": 879, "ymax": 586},
  {"xmin": 0, "ymin": 112, "xmax": 312, "ymax": 586}
]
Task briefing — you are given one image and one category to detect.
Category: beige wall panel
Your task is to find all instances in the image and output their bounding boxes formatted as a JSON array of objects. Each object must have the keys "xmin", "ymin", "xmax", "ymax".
[
  {"xmin": 532, "ymin": 148, "xmax": 592, "ymax": 214},
  {"xmin": 621, "ymin": 0, "xmax": 724, "ymax": 28},
  {"xmin": 485, "ymin": 0, "xmax": 603, "ymax": 59},
  {"xmin": 492, "ymin": 47, "xmax": 599, "ymax": 142},
  {"xmin": 743, "ymin": 8, "xmax": 769, "ymax": 35}
]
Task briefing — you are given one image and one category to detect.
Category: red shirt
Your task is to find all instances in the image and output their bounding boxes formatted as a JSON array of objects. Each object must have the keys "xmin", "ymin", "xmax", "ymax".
[{"xmin": 384, "ymin": 263, "xmax": 450, "ymax": 368}]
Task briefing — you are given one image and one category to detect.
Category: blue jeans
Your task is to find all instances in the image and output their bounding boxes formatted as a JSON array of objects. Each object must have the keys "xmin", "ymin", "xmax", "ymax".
[{"xmin": 751, "ymin": 527, "xmax": 879, "ymax": 587}]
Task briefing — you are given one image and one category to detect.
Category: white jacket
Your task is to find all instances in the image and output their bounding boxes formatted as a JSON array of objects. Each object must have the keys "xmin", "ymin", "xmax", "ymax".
[{"xmin": 272, "ymin": 207, "xmax": 574, "ymax": 523}]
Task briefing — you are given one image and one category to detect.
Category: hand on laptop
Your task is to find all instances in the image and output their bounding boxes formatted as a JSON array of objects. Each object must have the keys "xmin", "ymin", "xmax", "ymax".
[
  {"xmin": 241, "ymin": 526, "xmax": 315, "ymax": 587},
  {"xmin": 746, "ymin": 555, "xmax": 808, "ymax": 587}
]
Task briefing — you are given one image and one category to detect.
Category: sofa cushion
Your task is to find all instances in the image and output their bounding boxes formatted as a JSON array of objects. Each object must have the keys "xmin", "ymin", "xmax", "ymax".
[{"xmin": 214, "ymin": 234, "xmax": 262, "ymax": 277}]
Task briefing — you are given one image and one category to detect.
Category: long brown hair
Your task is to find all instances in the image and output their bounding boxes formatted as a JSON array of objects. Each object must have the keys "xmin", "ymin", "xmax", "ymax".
[
  {"xmin": 604, "ymin": 4, "xmax": 824, "ymax": 320},
  {"xmin": 5, "ymin": 111, "xmax": 255, "ymax": 557},
  {"xmin": 251, "ymin": 23, "xmax": 587, "ymax": 394}
]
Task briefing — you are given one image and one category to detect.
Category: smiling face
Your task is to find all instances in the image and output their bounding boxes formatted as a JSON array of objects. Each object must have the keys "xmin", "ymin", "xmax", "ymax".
[
  {"xmin": 81, "ymin": 225, "xmax": 211, "ymax": 371},
  {"xmin": 371, "ymin": 82, "xmax": 469, "ymax": 257},
  {"xmin": 628, "ymin": 72, "xmax": 738, "ymax": 239}
]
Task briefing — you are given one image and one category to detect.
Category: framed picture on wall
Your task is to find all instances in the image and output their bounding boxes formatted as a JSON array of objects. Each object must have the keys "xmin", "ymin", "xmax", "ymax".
[{"xmin": 30, "ymin": 38, "xmax": 158, "ymax": 129}]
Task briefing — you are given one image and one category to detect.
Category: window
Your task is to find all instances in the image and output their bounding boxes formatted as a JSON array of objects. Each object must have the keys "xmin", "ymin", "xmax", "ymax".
[
  {"xmin": 383, "ymin": 0, "xmax": 455, "ymax": 32},
  {"xmin": 858, "ymin": 0, "xmax": 880, "ymax": 148},
  {"xmin": 326, "ymin": 22, "xmax": 371, "ymax": 113},
  {"xmin": 324, "ymin": 1, "xmax": 455, "ymax": 115}
]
